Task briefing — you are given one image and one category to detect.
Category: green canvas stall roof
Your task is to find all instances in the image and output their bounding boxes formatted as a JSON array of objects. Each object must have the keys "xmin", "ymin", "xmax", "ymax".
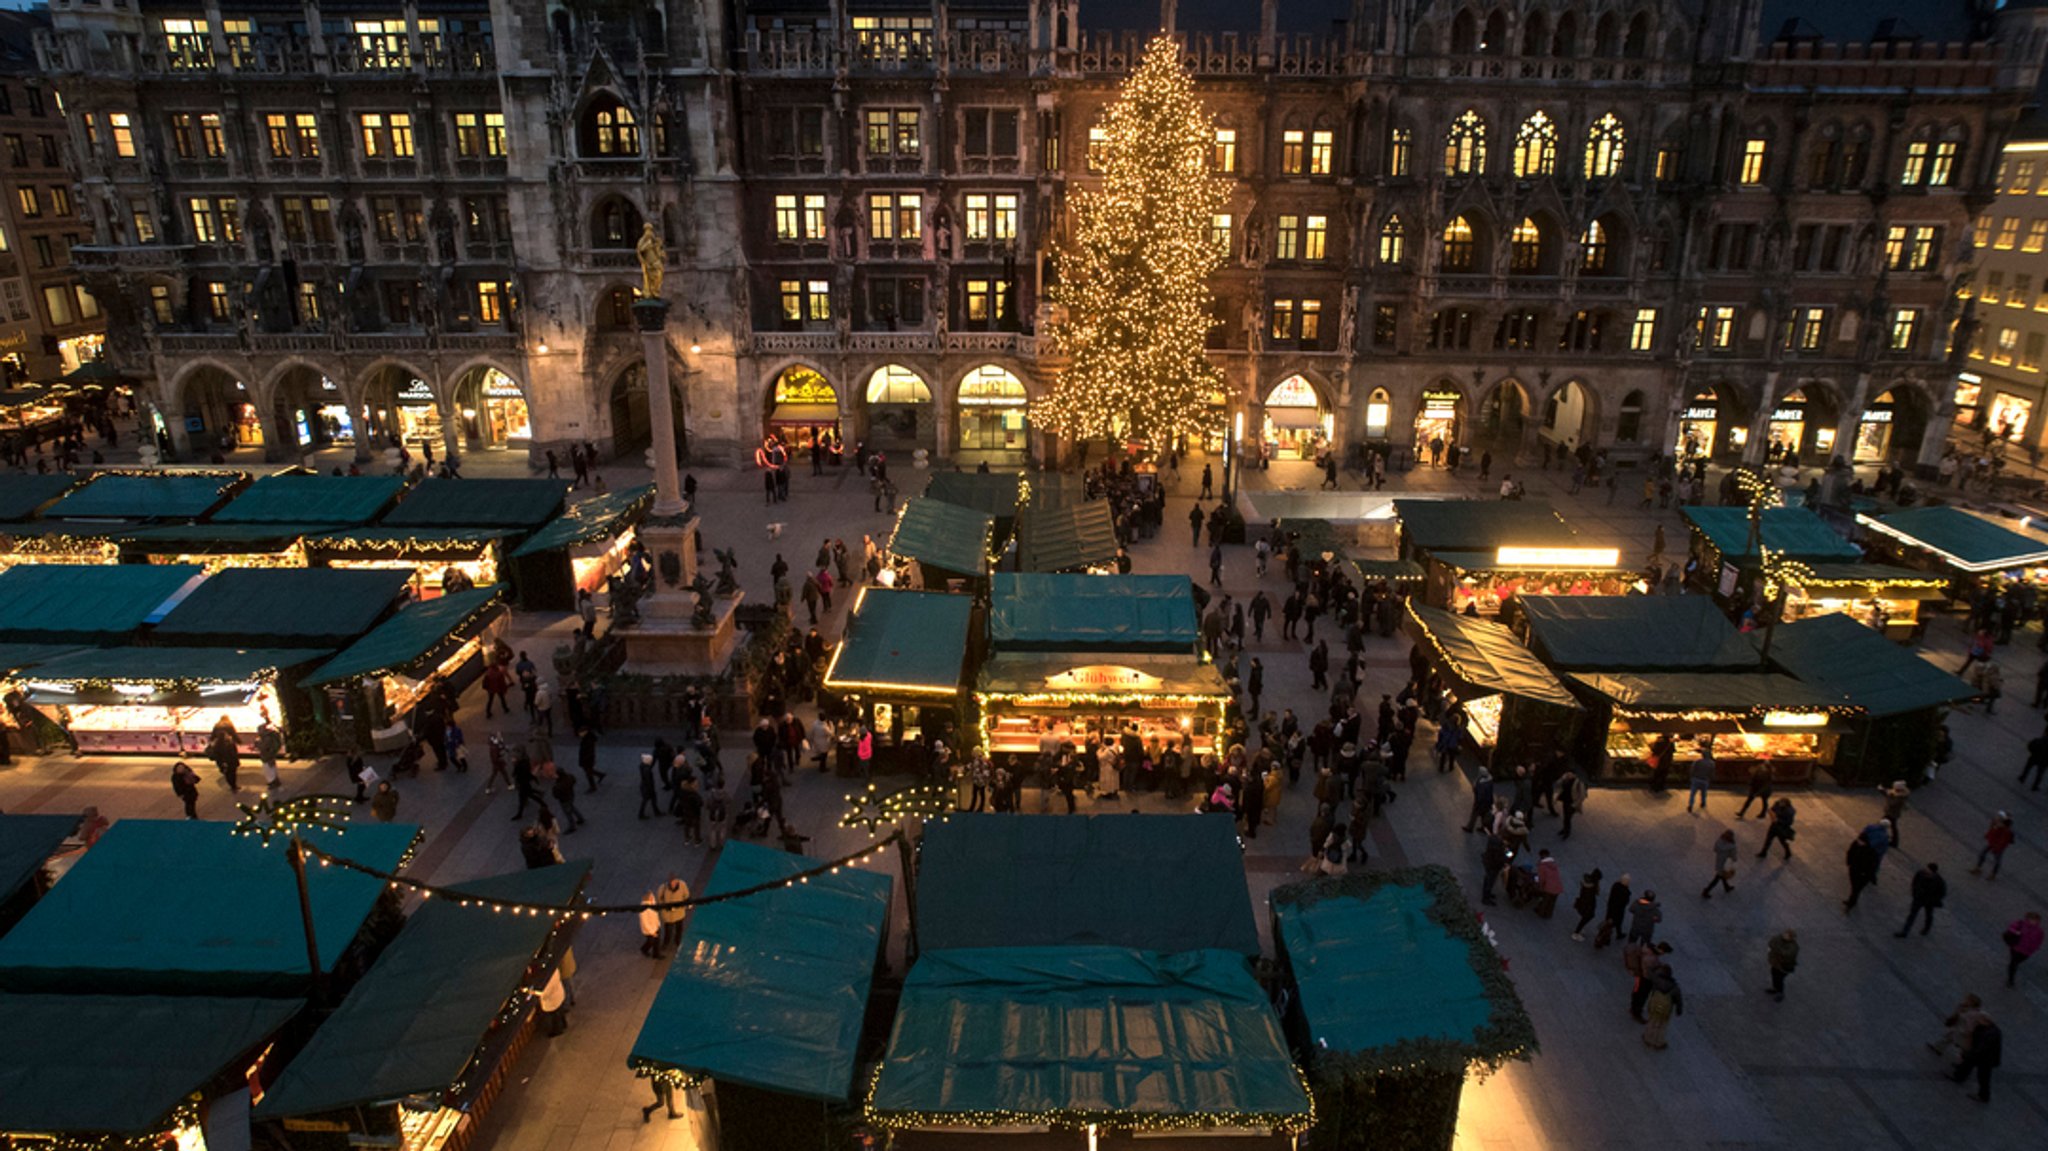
[
  {"xmin": 256, "ymin": 862, "xmax": 591, "ymax": 1118},
  {"xmin": 116, "ymin": 523, "xmax": 316, "ymax": 551},
  {"xmin": 1016, "ymin": 499, "xmax": 1119, "ymax": 573},
  {"xmin": 977, "ymin": 651, "xmax": 1230, "ymax": 698},
  {"xmin": 1798, "ymin": 563, "xmax": 1952, "ymax": 598},
  {"xmin": 1353, "ymin": 557, "xmax": 1427, "ymax": 584},
  {"xmin": 510, "ymin": 484, "xmax": 654, "ymax": 558},
  {"xmin": 1393, "ymin": 498, "xmax": 1579, "ymax": 554},
  {"xmin": 1406, "ymin": 603, "xmax": 1577, "ymax": 709},
  {"xmin": 923, "ymin": 470, "xmax": 1027, "ymax": 519},
  {"xmin": 918, "ymin": 814, "xmax": 1258, "ymax": 954},
  {"xmin": 1858, "ymin": 505, "xmax": 2048, "ymax": 573},
  {"xmin": 26, "ymin": 646, "xmax": 330, "ymax": 685},
  {"xmin": 1568, "ymin": 671, "xmax": 1850, "ymax": 713},
  {"xmin": 889, "ymin": 497, "xmax": 994, "ymax": 577},
  {"xmin": 0, "ymin": 994, "xmax": 301, "ymax": 1135},
  {"xmin": 0, "ymin": 563, "xmax": 204, "ymax": 642},
  {"xmin": 822, "ymin": 588, "xmax": 973, "ymax": 695},
  {"xmin": 211, "ymin": 473, "xmax": 406, "ymax": 526},
  {"xmin": 380, "ymin": 477, "xmax": 570, "ymax": 529},
  {"xmin": 867, "ymin": 947, "xmax": 1311, "ymax": 1129},
  {"xmin": 1021, "ymin": 473, "xmax": 1088, "ymax": 509},
  {"xmin": 1276, "ymin": 883, "xmax": 1494, "ymax": 1055},
  {"xmin": 0, "ymin": 813, "xmax": 77, "ymax": 911},
  {"xmin": 44, "ymin": 471, "xmax": 246, "ymax": 522},
  {"xmin": 154, "ymin": 568, "xmax": 410, "ymax": 647},
  {"xmin": 630, "ymin": 841, "xmax": 891, "ymax": 1102},
  {"xmin": 0, "ymin": 643, "xmax": 86, "ymax": 675},
  {"xmin": 1768, "ymin": 613, "xmax": 1979, "ymax": 717},
  {"xmin": 990, "ymin": 572, "xmax": 1198, "ymax": 652},
  {"xmin": 1682, "ymin": 506, "xmax": 1862, "ymax": 562},
  {"xmin": 1517, "ymin": 595, "xmax": 1759, "ymax": 670},
  {"xmin": 0, "ymin": 474, "xmax": 80, "ymax": 521},
  {"xmin": 303, "ymin": 587, "xmax": 507, "ymax": 687},
  {"xmin": 0, "ymin": 820, "xmax": 419, "ymax": 995}
]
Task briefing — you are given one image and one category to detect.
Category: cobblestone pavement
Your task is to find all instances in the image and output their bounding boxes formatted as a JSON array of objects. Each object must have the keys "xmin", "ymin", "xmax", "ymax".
[{"xmin": 2, "ymin": 446, "xmax": 2045, "ymax": 1150}]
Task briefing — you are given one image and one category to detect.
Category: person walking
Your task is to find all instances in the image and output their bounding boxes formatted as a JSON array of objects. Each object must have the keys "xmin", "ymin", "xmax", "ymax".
[
  {"xmin": 1571, "ymin": 868, "xmax": 1603, "ymax": 940},
  {"xmin": 1686, "ymin": 745, "xmax": 1715, "ymax": 814},
  {"xmin": 256, "ymin": 719, "xmax": 283, "ymax": 790},
  {"xmin": 1308, "ymin": 641, "xmax": 1330, "ymax": 690},
  {"xmin": 1701, "ymin": 830, "xmax": 1738, "ymax": 899},
  {"xmin": 1843, "ymin": 833, "xmax": 1880, "ymax": 911},
  {"xmin": 1479, "ymin": 831, "xmax": 1507, "ymax": 907},
  {"xmin": 1880, "ymin": 780, "xmax": 1911, "ymax": 849},
  {"xmin": 1641, "ymin": 964, "xmax": 1684, "ymax": 1050},
  {"xmin": 2005, "ymin": 911, "xmax": 2043, "ymax": 987},
  {"xmin": 1949, "ymin": 1012, "xmax": 2003, "ymax": 1102},
  {"xmin": 638, "ymin": 893, "xmax": 663, "ymax": 959},
  {"xmin": 1463, "ymin": 766, "xmax": 1496, "ymax": 833},
  {"xmin": 1896, "ymin": 862, "xmax": 1947, "ymax": 937},
  {"xmin": 1758, "ymin": 796, "xmax": 1797, "ymax": 860},
  {"xmin": 1627, "ymin": 890, "xmax": 1663, "ymax": 945},
  {"xmin": 1557, "ymin": 766, "xmax": 1585, "ymax": 838},
  {"xmin": 1247, "ymin": 658, "xmax": 1264, "ymax": 716},
  {"xmin": 674, "ymin": 776, "xmax": 704, "ymax": 845},
  {"xmin": 1973, "ymin": 813, "xmax": 2016, "ymax": 878},
  {"xmin": 636, "ymin": 754, "xmax": 661, "ymax": 819},
  {"xmin": 510, "ymin": 751, "xmax": 539, "ymax": 821},
  {"xmin": 370, "ymin": 780, "xmax": 400, "ymax": 822},
  {"xmin": 483, "ymin": 734, "xmax": 512, "ymax": 794},
  {"xmin": 1534, "ymin": 848, "xmax": 1563, "ymax": 918},
  {"xmin": 550, "ymin": 766, "xmax": 585, "ymax": 832},
  {"xmin": 1734, "ymin": 759, "xmax": 1774, "ymax": 818},
  {"xmin": 576, "ymin": 727, "xmax": 605, "ymax": 793},
  {"xmin": 1765, "ymin": 929, "xmax": 1799, "ymax": 1001},
  {"xmin": 1597, "ymin": 872, "xmax": 1632, "ymax": 948},
  {"xmin": 656, "ymin": 874, "xmax": 690, "ymax": 951},
  {"xmin": 170, "ymin": 760, "xmax": 200, "ymax": 819},
  {"xmin": 1200, "ymin": 464, "xmax": 1214, "ymax": 499},
  {"xmin": 1208, "ymin": 542, "xmax": 1224, "ymax": 586}
]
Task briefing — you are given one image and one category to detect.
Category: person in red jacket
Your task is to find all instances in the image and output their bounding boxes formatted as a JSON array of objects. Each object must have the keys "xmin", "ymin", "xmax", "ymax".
[{"xmin": 1973, "ymin": 813, "xmax": 2016, "ymax": 879}]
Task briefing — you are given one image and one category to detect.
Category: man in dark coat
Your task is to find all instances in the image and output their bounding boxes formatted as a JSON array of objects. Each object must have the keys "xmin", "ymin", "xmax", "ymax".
[{"xmin": 1895, "ymin": 862, "xmax": 1947, "ymax": 937}]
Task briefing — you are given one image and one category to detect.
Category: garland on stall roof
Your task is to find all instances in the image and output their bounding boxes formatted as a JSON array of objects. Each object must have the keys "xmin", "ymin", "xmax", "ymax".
[{"xmin": 861, "ymin": 1064, "xmax": 1317, "ymax": 1135}]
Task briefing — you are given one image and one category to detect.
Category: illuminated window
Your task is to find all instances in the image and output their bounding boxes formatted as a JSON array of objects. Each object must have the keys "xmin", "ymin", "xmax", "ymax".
[
  {"xmin": 1213, "ymin": 128, "xmax": 1236, "ymax": 173},
  {"xmin": 188, "ymin": 197, "xmax": 218, "ymax": 242},
  {"xmin": 1888, "ymin": 308, "xmax": 1920, "ymax": 352},
  {"xmin": 1441, "ymin": 216, "xmax": 1475, "ymax": 271},
  {"xmin": 1309, "ymin": 130, "xmax": 1333, "ymax": 175},
  {"xmin": 199, "ymin": 113, "xmax": 224, "ymax": 157},
  {"xmin": 1899, "ymin": 140, "xmax": 1929, "ymax": 186},
  {"xmin": 2026, "ymin": 220, "xmax": 2047, "ymax": 253},
  {"xmin": 1582, "ymin": 220, "xmax": 1611, "ymax": 273},
  {"xmin": 1739, "ymin": 138, "xmax": 1767, "ymax": 185},
  {"xmin": 965, "ymin": 279, "xmax": 1009, "ymax": 324},
  {"xmin": 1996, "ymin": 217, "xmax": 2020, "ymax": 249},
  {"xmin": 476, "ymin": 281, "xmax": 504, "ymax": 324},
  {"xmin": 1282, "ymin": 129, "xmax": 1306, "ymax": 174},
  {"xmin": 1387, "ymin": 127, "xmax": 1411, "ymax": 176},
  {"xmin": 774, "ymin": 195, "xmax": 799, "ymax": 241},
  {"xmin": 864, "ymin": 108, "xmax": 920, "ymax": 157},
  {"xmin": 1086, "ymin": 126, "xmax": 1108, "ymax": 172},
  {"xmin": 1512, "ymin": 111, "xmax": 1557, "ymax": 177},
  {"xmin": 1303, "ymin": 215, "xmax": 1327, "ymax": 260},
  {"xmin": 13, "ymin": 187, "xmax": 35, "ymax": 218},
  {"xmin": 1698, "ymin": 305, "xmax": 1735, "ymax": 349},
  {"xmin": 1444, "ymin": 109, "xmax": 1487, "ymax": 175},
  {"xmin": 1630, "ymin": 308, "xmax": 1657, "ymax": 351},
  {"xmin": 1378, "ymin": 216, "xmax": 1405, "ymax": 264},
  {"xmin": 594, "ymin": 104, "xmax": 639, "ymax": 155},
  {"xmin": 1211, "ymin": 213, "xmax": 1233, "ymax": 255},
  {"xmin": 1584, "ymin": 113, "xmax": 1626, "ymax": 178},
  {"xmin": 1885, "ymin": 225, "xmax": 1940, "ymax": 271},
  {"xmin": 108, "ymin": 112, "xmax": 135, "ymax": 158},
  {"xmin": 1270, "ymin": 299, "xmax": 1295, "ymax": 340},
  {"xmin": 1274, "ymin": 215, "xmax": 1300, "ymax": 261},
  {"xmin": 1994, "ymin": 327, "xmax": 2019, "ymax": 366},
  {"xmin": 454, "ymin": 112, "xmax": 506, "ymax": 158},
  {"xmin": 1655, "ymin": 146, "xmax": 1679, "ymax": 182},
  {"xmin": 205, "ymin": 281, "xmax": 230, "ymax": 320},
  {"xmin": 150, "ymin": 285, "xmax": 173, "ymax": 324},
  {"xmin": 1510, "ymin": 217, "xmax": 1544, "ymax": 272},
  {"xmin": 1300, "ymin": 299, "xmax": 1322, "ymax": 341},
  {"xmin": 868, "ymin": 192, "xmax": 922, "ymax": 242},
  {"xmin": 1929, "ymin": 140, "xmax": 1958, "ymax": 186}
]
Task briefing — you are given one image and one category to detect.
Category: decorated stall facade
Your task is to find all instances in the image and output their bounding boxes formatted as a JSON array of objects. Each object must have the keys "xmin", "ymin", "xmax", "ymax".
[
  {"xmin": 1403, "ymin": 602, "xmax": 1579, "ymax": 769},
  {"xmin": 1393, "ymin": 499, "xmax": 1624, "ymax": 615},
  {"xmin": 118, "ymin": 523, "xmax": 315, "ymax": 571},
  {"xmin": 0, "ymin": 521, "xmax": 125, "ymax": 571},
  {"xmin": 820, "ymin": 587, "xmax": 975, "ymax": 773},
  {"xmin": 1564, "ymin": 672, "xmax": 1856, "ymax": 785},
  {"xmin": 977, "ymin": 574, "xmax": 1229, "ymax": 765},
  {"xmin": 1856, "ymin": 505, "xmax": 2048, "ymax": 592},
  {"xmin": 19, "ymin": 646, "xmax": 328, "ymax": 755},
  {"xmin": 887, "ymin": 497, "xmax": 996, "ymax": 591},
  {"xmin": 506, "ymin": 484, "xmax": 653, "ymax": 610},
  {"xmin": 1679, "ymin": 506, "xmax": 1896, "ymax": 619},
  {"xmin": 1766, "ymin": 613, "xmax": 1980, "ymax": 785},
  {"xmin": 306, "ymin": 527, "xmax": 506, "ymax": 597},
  {"xmin": 302, "ymin": 587, "xmax": 511, "ymax": 750}
]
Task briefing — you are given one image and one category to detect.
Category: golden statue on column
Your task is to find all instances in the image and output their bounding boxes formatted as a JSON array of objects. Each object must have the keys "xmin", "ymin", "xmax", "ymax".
[{"xmin": 636, "ymin": 222, "xmax": 664, "ymax": 298}]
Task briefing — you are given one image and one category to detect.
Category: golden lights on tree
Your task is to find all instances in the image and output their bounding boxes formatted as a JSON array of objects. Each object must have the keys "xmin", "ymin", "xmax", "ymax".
[{"xmin": 1038, "ymin": 36, "xmax": 1229, "ymax": 447}]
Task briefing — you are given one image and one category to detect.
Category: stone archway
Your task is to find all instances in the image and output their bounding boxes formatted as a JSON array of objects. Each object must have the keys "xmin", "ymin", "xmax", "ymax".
[
  {"xmin": 1475, "ymin": 377, "xmax": 1531, "ymax": 459},
  {"xmin": 263, "ymin": 361, "xmax": 349, "ymax": 461},
  {"xmin": 449, "ymin": 360, "xmax": 531, "ymax": 452},
  {"xmin": 860, "ymin": 362, "xmax": 937, "ymax": 453},
  {"xmin": 172, "ymin": 361, "xmax": 264, "ymax": 461},
  {"xmin": 606, "ymin": 359, "xmax": 687, "ymax": 463},
  {"xmin": 357, "ymin": 359, "xmax": 443, "ymax": 465},
  {"xmin": 1539, "ymin": 378, "xmax": 1602, "ymax": 459}
]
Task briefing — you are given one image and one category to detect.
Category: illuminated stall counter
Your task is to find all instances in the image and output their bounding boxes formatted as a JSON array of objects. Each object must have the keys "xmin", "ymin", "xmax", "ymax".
[
  {"xmin": 507, "ymin": 483, "xmax": 653, "ymax": 610},
  {"xmin": 1776, "ymin": 562, "xmax": 1949, "ymax": 641},
  {"xmin": 0, "ymin": 520, "xmax": 126, "ymax": 572},
  {"xmin": 19, "ymin": 646, "xmax": 329, "ymax": 755},
  {"xmin": 1680, "ymin": 505, "xmax": 1863, "ymax": 605},
  {"xmin": 256, "ymin": 862, "xmax": 589, "ymax": 1151},
  {"xmin": 1392, "ymin": 498, "xmax": 1626, "ymax": 615},
  {"xmin": 307, "ymin": 526, "xmax": 506, "ymax": 596},
  {"xmin": 821, "ymin": 587, "xmax": 974, "ymax": 773},
  {"xmin": 303, "ymin": 587, "xmax": 510, "ymax": 743},
  {"xmin": 977, "ymin": 651, "xmax": 1233, "ymax": 761},
  {"xmin": 1565, "ymin": 672, "xmax": 1857, "ymax": 786},
  {"xmin": 117, "ymin": 522, "xmax": 314, "ymax": 571},
  {"xmin": 1404, "ymin": 602, "xmax": 1580, "ymax": 769}
]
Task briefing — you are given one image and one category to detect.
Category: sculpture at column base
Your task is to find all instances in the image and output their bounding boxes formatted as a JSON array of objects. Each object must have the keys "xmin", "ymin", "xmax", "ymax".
[{"xmin": 621, "ymin": 514, "xmax": 740, "ymax": 676}]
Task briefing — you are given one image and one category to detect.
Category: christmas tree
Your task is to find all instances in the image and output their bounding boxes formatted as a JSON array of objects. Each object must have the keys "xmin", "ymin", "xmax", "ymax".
[{"xmin": 1037, "ymin": 36, "xmax": 1228, "ymax": 448}]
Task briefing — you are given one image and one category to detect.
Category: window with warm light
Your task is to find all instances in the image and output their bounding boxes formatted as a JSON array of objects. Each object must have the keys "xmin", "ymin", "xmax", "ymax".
[
  {"xmin": 1387, "ymin": 127, "xmax": 1412, "ymax": 176},
  {"xmin": 1444, "ymin": 110, "xmax": 1487, "ymax": 175},
  {"xmin": 1584, "ymin": 113, "xmax": 1626, "ymax": 178},
  {"xmin": 1513, "ymin": 112, "xmax": 1557, "ymax": 178},
  {"xmin": 1630, "ymin": 308, "xmax": 1657, "ymax": 351},
  {"xmin": 1275, "ymin": 215, "xmax": 1300, "ymax": 261},
  {"xmin": 1510, "ymin": 217, "xmax": 1544, "ymax": 272},
  {"xmin": 1441, "ymin": 216, "xmax": 1475, "ymax": 271},
  {"xmin": 1582, "ymin": 220, "xmax": 1610, "ymax": 273},
  {"xmin": 109, "ymin": 113, "xmax": 136, "ymax": 158},
  {"xmin": 1379, "ymin": 216, "xmax": 1405, "ymax": 264},
  {"xmin": 1282, "ymin": 129, "xmax": 1306, "ymax": 174},
  {"xmin": 1698, "ymin": 305, "xmax": 1735, "ymax": 349},
  {"xmin": 1303, "ymin": 215, "xmax": 1328, "ymax": 260},
  {"xmin": 1888, "ymin": 308, "xmax": 1920, "ymax": 352},
  {"xmin": 1739, "ymin": 138, "xmax": 1767, "ymax": 185},
  {"xmin": 1309, "ymin": 130, "xmax": 1333, "ymax": 174},
  {"xmin": 1211, "ymin": 213, "xmax": 1233, "ymax": 255},
  {"xmin": 1213, "ymin": 128, "xmax": 1236, "ymax": 173},
  {"xmin": 476, "ymin": 281, "xmax": 504, "ymax": 324}
]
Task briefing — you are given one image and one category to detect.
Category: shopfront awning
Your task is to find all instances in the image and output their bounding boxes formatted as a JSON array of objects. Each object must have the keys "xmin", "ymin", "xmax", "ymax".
[
  {"xmin": 1682, "ymin": 505, "xmax": 1862, "ymax": 563},
  {"xmin": 977, "ymin": 651, "xmax": 1231, "ymax": 699},
  {"xmin": 889, "ymin": 497, "xmax": 995, "ymax": 577},
  {"xmin": 154, "ymin": 568, "xmax": 411, "ymax": 648},
  {"xmin": 116, "ymin": 522, "xmax": 317, "ymax": 554},
  {"xmin": 255, "ymin": 862, "xmax": 590, "ymax": 1118},
  {"xmin": 0, "ymin": 474, "xmax": 80, "ymax": 521},
  {"xmin": 1795, "ymin": 562, "xmax": 1952, "ymax": 599},
  {"xmin": 630, "ymin": 841, "xmax": 891, "ymax": 1102},
  {"xmin": 0, "ymin": 820, "xmax": 420, "ymax": 995},
  {"xmin": 1272, "ymin": 870, "xmax": 1532, "ymax": 1068},
  {"xmin": 1394, "ymin": 498, "xmax": 1579, "ymax": 554},
  {"xmin": 1567, "ymin": 671, "xmax": 1852, "ymax": 715},
  {"xmin": 1516, "ymin": 595, "xmax": 1759, "ymax": 671},
  {"xmin": 0, "ymin": 563, "xmax": 205, "ymax": 643},
  {"xmin": 822, "ymin": 587, "xmax": 973, "ymax": 696},
  {"xmin": 866, "ymin": 946, "xmax": 1311, "ymax": 1131},
  {"xmin": 510, "ymin": 484, "xmax": 654, "ymax": 558},
  {"xmin": 23, "ymin": 646, "xmax": 330, "ymax": 690},
  {"xmin": 918, "ymin": 814, "xmax": 1259, "ymax": 954},
  {"xmin": 1016, "ymin": 499, "xmax": 1119, "ymax": 573},
  {"xmin": 43, "ymin": 471, "xmax": 248, "ymax": 522},
  {"xmin": 768, "ymin": 403, "xmax": 841, "ymax": 426},
  {"xmin": 302, "ymin": 586, "xmax": 507, "ymax": 687},
  {"xmin": 1405, "ymin": 602, "xmax": 1577, "ymax": 709},
  {"xmin": 1265, "ymin": 405, "xmax": 1324, "ymax": 429},
  {"xmin": 0, "ymin": 813, "xmax": 77, "ymax": 910},
  {"xmin": 1767, "ymin": 613, "xmax": 1979, "ymax": 717},
  {"xmin": 306, "ymin": 525, "xmax": 509, "ymax": 560},
  {"xmin": 0, "ymin": 994, "xmax": 301, "ymax": 1135},
  {"xmin": 380, "ymin": 477, "xmax": 569, "ymax": 529},
  {"xmin": 1857, "ymin": 505, "xmax": 2048, "ymax": 573},
  {"xmin": 211, "ymin": 473, "xmax": 406, "ymax": 526},
  {"xmin": 990, "ymin": 572, "xmax": 1198, "ymax": 653}
]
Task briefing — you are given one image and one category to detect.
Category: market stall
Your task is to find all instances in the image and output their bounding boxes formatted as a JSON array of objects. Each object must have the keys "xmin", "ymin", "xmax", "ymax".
[
  {"xmin": 1564, "ymin": 671, "xmax": 1857, "ymax": 786},
  {"xmin": 1512, "ymin": 595, "xmax": 1760, "ymax": 672},
  {"xmin": 1680, "ymin": 506, "xmax": 1863, "ymax": 605},
  {"xmin": 210, "ymin": 471, "xmax": 407, "ymax": 527},
  {"xmin": 302, "ymin": 586, "xmax": 509, "ymax": 749},
  {"xmin": 153, "ymin": 567, "xmax": 413, "ymax": 649},
  {"xmin": 0, "ymin": 562, "xmax": 205, "ymax": 644},
  {"xmin": 0, "ymin": 384, "xmax": 69, "ymax": 446},
  {"xmin": 1767, "ymin": 613, "xmax": 1979, "ymax": 785},
  {"xmin": 887, "ymin": 497, "xmax": 995, "ymax": 591},
  {"xmin": 117, "ymin": 522, "xmax": 314, "ymax": 571},
  {"xmin": 924, "ymin": 470, "xmax": 1027, "ymax": 550},
  {"xmin": 0, "ymin": 521, "xmax": 125, "ymax": 571},
  {"xmin": 978, "ymin": 573, "xmax": 1228, "ymax": 766},
  {"xmin": 1352, "ymin": 556, "xmax": 1427, "ymax": 593},
  {"xmin": 0, "ymin": 818, "xmax": 420, "ymax": 996},
  {"xmin": 18, "ymin": 645, "xmax": 328, "ymax": 755},
  {"xmin": 1014, "ymin": 497, "xmax": 1119, "ymax": 573},
  {"xmin": 1856, "ymin": 504, "xmax": 2048, "ymax": 587},
  {"xmin": 631, "ymin": 841, "xmax": 891, "ymax": 1151},
  {"xmin": 820, "ymin": 587, "xmax": 975, "ymax": 774},
  {"xmin": 255, "ymin": 862, "xmax": 590, "ymax": 1151},
  {"xmin": 379, "ymin": 477, "xmax": 570, "ymax": 539},
  {"xmin": 0, "ymin": 473, "xmax": 80, "ymax": 522},
  {"xmin": 306, "ymin": 526, "xmax": 507, "ymax": 597},
  {"xmin": 1772, "ymin": 562, "xmax": 1948, "ymax": 641},
  {"xmin": 1393, "ymin": 499, "xmax": 1624, "ymax": 614},
  {"xmin": 1271, "ymin": 868, "xmax": 1535, "ymax": 1151},
  {"xmin": 1404, "ymin": 601, "xmax": 1580, "ymax": 769},
  {"xmin": 0, "ymin": 814, "xmax": 79, "ymax": 937},
  {"xmin": 506, "ymin": 483, "xmax": 654, "ymax": 610},
  {"xmin": 40, "ymin": 468, "xmax": 249, "ymax": 522}
]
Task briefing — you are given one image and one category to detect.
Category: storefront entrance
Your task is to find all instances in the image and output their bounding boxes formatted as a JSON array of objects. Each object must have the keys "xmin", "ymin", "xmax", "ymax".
[
  {"xmin": 459, "ymin": 368, "xmax": 530, "ymax": 450},
  {"xmin": 1854, "ymin": 398, "xmax": 1895, "ymax": 463},
  {"xmin": 958, "ymin": 365, "xmax": 1029, "ymax": 460},
  {"xmin": 863, "ymin": 364, "xmax": 934, "ymax": 452},
  {"xmin": 1414, "ymin": 386, "xmax": 1461, "ymax": 464},
  {"xmin": 765, "ymin": 365, "xmax": 841, "ymax": 456},
  {"xmin": 1261, "ymin": 375, "xmax": 1332, "ymax": 460}
]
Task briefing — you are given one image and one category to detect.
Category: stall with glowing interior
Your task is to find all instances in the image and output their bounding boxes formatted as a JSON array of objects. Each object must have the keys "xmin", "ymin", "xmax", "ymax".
[
  {"xmin": 1765, "ymin": 613, "xmax": 1980, "ymax": 785},
  {"xmin": 976, "ymin": 573, "xmax": 1231, "ymax": 768},
  {"xmin": 1564, "ymin": 672, "xmax": 1856, "ymax": 786},
  {"xmin": 1857, "ymin": 504, "xmax": 2048, "ymax": 593},
  {"xmin": 820, "ymin": 588, "xmax": 975, "ymax": 773},
  {"xmin": 506, "ymin": 484, "xmax": 653, "ymax": 610},
  {"xmin": 1394, "ymin": 499, "xmax": 1630, "ymax": 615},
  {"xmin": 1676, "ymin": 506, "xmax": 1940, "ymax": 637},
  {"xmin": 886, "ymin": 496, "xmax": 996, "ymax": 591},
  {"xmin": 1403, "ymin": 602, "xmax": 1580, "ymax": 769},
  {"xmin": 306, "ymin": 527, "xmax": 506, "ymax": 598},
  {"xmin": 301, "ymin": 587, "xmax": 513, "ymax": 750},
  {"xmin": 19, "ymin": 646, "xmax": 328, "ymax": 756}
]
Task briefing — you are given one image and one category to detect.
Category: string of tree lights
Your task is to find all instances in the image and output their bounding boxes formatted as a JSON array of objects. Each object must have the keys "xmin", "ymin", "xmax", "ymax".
[{"xmin": 1036, "ymin": 34, "xmax": 1230, "ymax": 447}]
